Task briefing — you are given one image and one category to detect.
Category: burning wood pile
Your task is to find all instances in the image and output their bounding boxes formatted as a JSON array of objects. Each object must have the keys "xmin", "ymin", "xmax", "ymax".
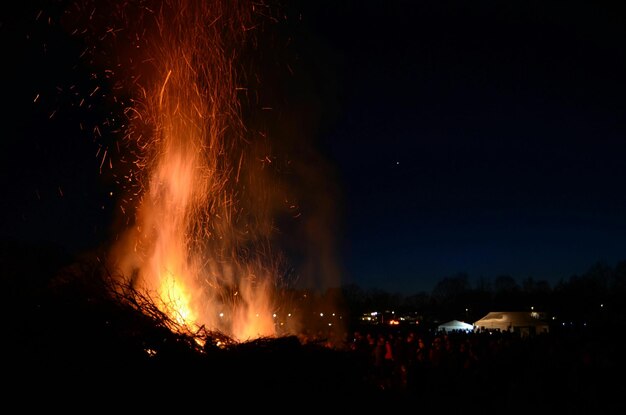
[{"xmin": 6, "ymin": 255, "xmax": 380, "ymax": 407}]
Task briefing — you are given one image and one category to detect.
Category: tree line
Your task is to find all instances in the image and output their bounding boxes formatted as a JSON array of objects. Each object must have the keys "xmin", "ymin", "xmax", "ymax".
[{"xmin": 336, "ymin": 260, "xmax": 626, "ymax": 328}]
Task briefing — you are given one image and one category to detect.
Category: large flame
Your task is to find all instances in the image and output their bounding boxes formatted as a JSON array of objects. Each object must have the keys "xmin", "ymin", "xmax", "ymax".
[{"xmin": 105, "ymin": 0, "xmax": 292, "ymax": 341}]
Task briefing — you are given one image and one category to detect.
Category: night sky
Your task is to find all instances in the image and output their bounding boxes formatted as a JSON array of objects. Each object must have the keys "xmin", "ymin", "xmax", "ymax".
[{"xmin": 2, "ymin": 0, "xmax": 626, "ymax": 295}]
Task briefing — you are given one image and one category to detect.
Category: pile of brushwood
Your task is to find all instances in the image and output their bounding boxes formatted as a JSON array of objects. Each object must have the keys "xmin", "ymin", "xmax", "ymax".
[{"xmin": 5, "ymin": 250, "xmax": 389, "ymax": 408}]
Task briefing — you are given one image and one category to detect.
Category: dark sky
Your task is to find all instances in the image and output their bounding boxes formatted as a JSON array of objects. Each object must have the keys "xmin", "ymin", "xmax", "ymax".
[
  {"xmin": 288, "ymin": 0, "xmax": 626, "ymax": 293},
  {"xmin": 2, "ymin": 0, "xmax": 626, "ymax": 295}
]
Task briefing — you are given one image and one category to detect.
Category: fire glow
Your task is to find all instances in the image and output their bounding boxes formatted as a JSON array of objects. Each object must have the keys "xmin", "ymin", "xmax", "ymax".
[{"xmin": 101, "ymin": 0, "xmax": 294, "ymax": 342}]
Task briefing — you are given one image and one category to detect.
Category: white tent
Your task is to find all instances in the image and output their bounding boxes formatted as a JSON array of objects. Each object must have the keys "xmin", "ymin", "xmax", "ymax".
[
  {"xmin": 437, "ymin": 319, "xmax": 474, "ymax": 333},
  {"xmin": 473, "ymin": 311, "xmax": 549, "ymax": 336}
]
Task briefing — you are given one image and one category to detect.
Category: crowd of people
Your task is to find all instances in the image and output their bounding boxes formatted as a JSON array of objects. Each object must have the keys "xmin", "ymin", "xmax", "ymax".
[{"xmin": 296, "ymin": 323, "xmax": 622, "ymax": 411}]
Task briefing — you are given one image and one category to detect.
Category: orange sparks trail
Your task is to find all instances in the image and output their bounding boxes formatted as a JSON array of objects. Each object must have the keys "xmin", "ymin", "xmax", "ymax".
[{"xmin": 105, "ymin": 0, "xmax": 295, "ymax": 342}]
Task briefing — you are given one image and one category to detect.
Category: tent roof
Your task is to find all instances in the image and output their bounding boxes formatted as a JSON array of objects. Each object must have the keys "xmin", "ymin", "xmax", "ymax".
[
  {"xmin": 474, "ymin": 311, "xmax": 548, "ymax": 329},
  {"xmin": 437, "ymin": 319, "xmax": 473, "ymax": 331}
]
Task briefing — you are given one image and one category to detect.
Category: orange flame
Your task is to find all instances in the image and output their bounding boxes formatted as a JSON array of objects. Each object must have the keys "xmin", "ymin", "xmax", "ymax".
[{"xmin": 107, "ymin": 0, "xmax": 292, "ymax": 342}]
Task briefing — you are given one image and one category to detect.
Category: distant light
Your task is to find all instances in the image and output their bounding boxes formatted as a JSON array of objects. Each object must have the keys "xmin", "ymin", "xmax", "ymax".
[
  {"xmin": 287, "ymin": 313, "xmax": 292, "ymax": 317},
  {"xmin": 396, "ymin": 161, "xmax": 399, "ymax": 165},
  {"xmin": 319, "ymin": 313, "xmax": 324, "ymax": 317},
  {"xmin": 600, "ymin": 304, "xmax": 604, "ymax": 308},
  {"xmin": 219, "ymin": 312, "xmax": 224, "ymax": 318},
  {"xmin": 272, "ymin": 313, "xmax": 277, "ymax": 318}
]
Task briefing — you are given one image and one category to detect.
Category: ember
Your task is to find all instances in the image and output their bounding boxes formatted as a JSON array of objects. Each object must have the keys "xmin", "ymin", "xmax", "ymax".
[{"xmin": 72, "ymin": 0, "xmax": 306, "ymax": 341}]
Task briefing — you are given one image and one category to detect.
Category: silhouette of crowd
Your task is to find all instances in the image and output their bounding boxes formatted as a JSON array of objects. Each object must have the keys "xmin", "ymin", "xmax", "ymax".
[{"xmin": 296, "ymin": 323, "xmax": 624, "ymax": 412}]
